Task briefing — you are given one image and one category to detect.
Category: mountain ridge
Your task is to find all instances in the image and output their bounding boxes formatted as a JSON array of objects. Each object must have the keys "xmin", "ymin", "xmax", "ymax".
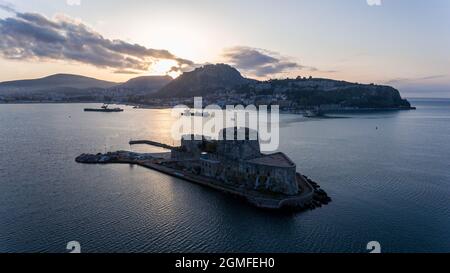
[
  {"xmin": 0, "ymin": 73, "xmax": 118, "ymax": 91},
  {"xmin": 0, "ymin": 64, "xmax": 413, "ymax": 109}
]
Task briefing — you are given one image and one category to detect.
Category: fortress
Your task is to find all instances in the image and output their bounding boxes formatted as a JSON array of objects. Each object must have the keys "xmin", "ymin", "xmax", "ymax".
[
  {"xmin": 76, "ymin": 127, "xmax": 330, "ymax": 209},
  {"xmin": 170, "ymin": 127, "xmax": 299, "ymax": 195}
]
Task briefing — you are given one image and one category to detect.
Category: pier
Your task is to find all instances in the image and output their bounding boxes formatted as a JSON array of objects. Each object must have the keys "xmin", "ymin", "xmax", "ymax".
[{"xmin": 129, "ymin": 140, "xmax": 175, "ymax": 150}]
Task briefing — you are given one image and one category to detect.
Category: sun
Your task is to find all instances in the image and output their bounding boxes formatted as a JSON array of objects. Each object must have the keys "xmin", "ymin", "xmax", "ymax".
[{"xmin": 151, "ymin": 59, "xmax": 180, "ymax": 78}]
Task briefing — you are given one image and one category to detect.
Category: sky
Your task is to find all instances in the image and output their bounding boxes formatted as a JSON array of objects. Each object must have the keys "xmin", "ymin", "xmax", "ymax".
[{"xmin": 0, "ymin": 0, "xmax": 449, "ymax": 97}]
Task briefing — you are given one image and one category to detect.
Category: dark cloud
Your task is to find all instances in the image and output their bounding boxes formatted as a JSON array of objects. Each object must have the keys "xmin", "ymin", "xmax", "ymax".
[
  {"xmin": 0, "ymin": 10, "xmax": 193, "ymax": 73},
  {"xmin": 222, "ymin": 46, "xmax": 313, "ymax": 78},
  {"xmin": 168, "ymin": 63, "xmax": 202, "ymax": 74}
]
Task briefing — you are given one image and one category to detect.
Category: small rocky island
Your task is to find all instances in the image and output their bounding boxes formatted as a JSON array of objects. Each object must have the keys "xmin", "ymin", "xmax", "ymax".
[{"xmin": 76, "ymin": 127, "xmax": 331, "ymax": 211}]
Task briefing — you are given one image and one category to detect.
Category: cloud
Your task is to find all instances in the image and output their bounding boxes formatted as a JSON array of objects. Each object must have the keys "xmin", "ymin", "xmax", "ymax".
[
  {"xmin": 113, "ymin": 69, "xmax": 140, "ymax": 75},
  {"xmin": 66, "ymin": 0, "xmax": 81, "ymax": 6},
  {"xmin": 0, "ymin": 1, "xmax": 15, "ymax": 13},
  {"xmin": 0, "ymin": 11, "xmax": 193, "ymax": 74},
  {"xmin": 386, "ymin": 74, "xmax": 448, "ymax": 85},
  {"xmin": 222, "ymin": 46, "xmax": 314, "ymax": 78}
]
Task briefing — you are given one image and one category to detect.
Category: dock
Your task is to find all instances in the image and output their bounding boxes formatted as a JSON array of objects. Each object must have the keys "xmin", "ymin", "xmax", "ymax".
[{"xmin": 129, "ymin": 140, "xmax": 175, "ymax": 150}]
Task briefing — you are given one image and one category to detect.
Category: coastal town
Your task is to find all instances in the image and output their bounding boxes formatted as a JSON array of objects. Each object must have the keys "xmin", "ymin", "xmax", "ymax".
[
  {"xmin": 76, "ymin": 127, "xmax": 331, "ymax": 210},
  {"xmin": 0, "ymin": 64, "xmax": 414, "ymax": 115}
]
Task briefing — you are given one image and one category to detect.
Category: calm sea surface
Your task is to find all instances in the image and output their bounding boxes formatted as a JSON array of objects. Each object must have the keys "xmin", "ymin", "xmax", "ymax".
[{"xmin": 0, "ymin": 99, "xmax": 449, "ymax": 253}]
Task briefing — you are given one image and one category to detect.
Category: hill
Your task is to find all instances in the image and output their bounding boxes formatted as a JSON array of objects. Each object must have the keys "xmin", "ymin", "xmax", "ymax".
[
  {"xmin": 155, "ymin": 64, "xmax": 252, "ymax": 98},
  {"xmin": 0, "ymin": 74, "xmax": 118, "ymax": 91},
  {"xmin": 115, "ymin": 75, "xmax": 172, "ymax": 94},
  {"xmin": 236, "ymin": 77, "xmax": 412, "ymax": 109}
]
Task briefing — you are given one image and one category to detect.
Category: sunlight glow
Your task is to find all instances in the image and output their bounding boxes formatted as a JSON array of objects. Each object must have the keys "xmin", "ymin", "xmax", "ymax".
[{"xmin": 151, "ymin": 59, "xmax": 179, "ymax": 78}]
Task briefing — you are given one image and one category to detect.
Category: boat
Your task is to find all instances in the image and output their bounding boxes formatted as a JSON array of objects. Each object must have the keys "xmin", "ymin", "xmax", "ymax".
[
  {"xmin": 303, "ymin": 109, "xmax": 323, "ymax": 118},
  {"xmin": 84, "ymin": 104, "xmax": 124, "ymax": 112}
]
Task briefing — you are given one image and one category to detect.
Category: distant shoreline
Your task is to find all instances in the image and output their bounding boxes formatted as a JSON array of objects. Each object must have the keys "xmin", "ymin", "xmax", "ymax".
[
  {"xmin": 0, "ymin": 100, "xmax": 417, "ymax": 112},
  {"xmin": 0, "ymin": 101, "xmax": 168, "ymax": 109}
]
